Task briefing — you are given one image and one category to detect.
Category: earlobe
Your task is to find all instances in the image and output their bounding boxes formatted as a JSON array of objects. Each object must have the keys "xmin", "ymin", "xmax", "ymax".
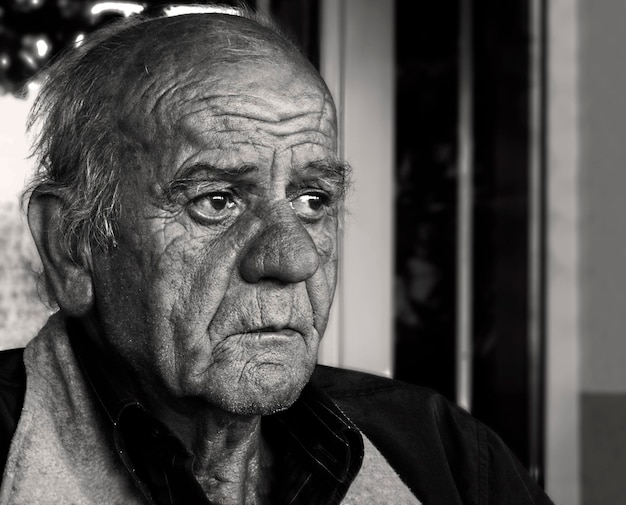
[{"xmin": 27, "ymin": 192, "xmax": 95, "ymax": 317}]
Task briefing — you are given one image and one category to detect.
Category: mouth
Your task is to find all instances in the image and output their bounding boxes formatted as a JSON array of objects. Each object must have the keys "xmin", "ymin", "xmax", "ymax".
[{"xmin": 241, "ymin": 326, "xmax": 301, "ymax": 340}]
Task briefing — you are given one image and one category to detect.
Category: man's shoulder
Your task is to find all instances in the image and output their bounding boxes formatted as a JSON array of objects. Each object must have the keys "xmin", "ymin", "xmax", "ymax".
[
  {"xmin": 311, "ymin": 364, "xmax": 454, "ymax": 419},
  {"xmin": 0, "ymin": 347, "xmax": 27, "ymax": 477},
  {"xmin": 311, "ymin": 364, "xmax": 476, "ymax": 448},
  {"xmin": 311, "ymin": 364, "xmax": 554, "ymax": 505},
  {"xmin": 311, "ymin": 365, "xmax": 473, "ymax": 502}
]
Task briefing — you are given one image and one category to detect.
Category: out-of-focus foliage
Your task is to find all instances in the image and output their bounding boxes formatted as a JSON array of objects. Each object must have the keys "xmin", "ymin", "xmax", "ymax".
[{"xmin": 0, "ymin": 0, "xmax": 251, "ymax": 97}]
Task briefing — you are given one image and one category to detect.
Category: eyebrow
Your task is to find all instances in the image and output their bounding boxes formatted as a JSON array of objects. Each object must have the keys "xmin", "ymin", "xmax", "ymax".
[
  {"xmin": 161, "ymin": 163, "xmax": 258, "ymax": 200},
  {"xmin": 294, "ymin": 160, "xmax": 352, "ymax": 196},
  {"xmin": 174, "ymin": 163, "xmax": 259, "ymax": 182},
  {"xmin": 160, "ymin": 159, "xmax": 352, "ymax": 202}
]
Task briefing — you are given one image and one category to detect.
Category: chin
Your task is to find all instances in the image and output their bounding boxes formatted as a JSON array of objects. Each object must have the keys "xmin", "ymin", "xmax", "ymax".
[
  {"xmin": 215, "ymin": 363, "xmax": 313, "ymax": 416},
  {"xmin": 226, "ymin": 395, "xmax": 298, "ymax": 416}
]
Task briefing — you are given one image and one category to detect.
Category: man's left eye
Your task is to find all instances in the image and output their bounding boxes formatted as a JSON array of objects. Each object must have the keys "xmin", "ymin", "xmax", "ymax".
[
  {"xmin": 189, "ymin": 192, "xmax": 239, "ymax": 223},
  {"xmin": 290, "ymin": 193, "xmax": 329, "ymax": 221}
]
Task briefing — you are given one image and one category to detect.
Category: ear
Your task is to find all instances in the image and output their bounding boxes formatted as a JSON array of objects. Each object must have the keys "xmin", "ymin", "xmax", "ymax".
[{"xmin": 27, "ymin": 192, "xmax": 95, "ymax": 317}]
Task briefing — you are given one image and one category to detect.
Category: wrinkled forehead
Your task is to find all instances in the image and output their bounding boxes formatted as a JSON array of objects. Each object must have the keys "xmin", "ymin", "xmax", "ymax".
[{"xmin": 101, "ymin": 14, "xmax": 336, "ymax": 143}]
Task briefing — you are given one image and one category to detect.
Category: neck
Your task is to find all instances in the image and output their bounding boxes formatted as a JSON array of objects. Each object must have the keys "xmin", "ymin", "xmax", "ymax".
[
  {"xmin": 128, "ymin": 366, "xmax": 275, "ymax": 504},
  {"xmin": 196, "ymin": 414, "xmax": 270, "ymax": 504},
  {"xmin": 155, "ymin": 400, "xmax": 273, "ymax": 504}
]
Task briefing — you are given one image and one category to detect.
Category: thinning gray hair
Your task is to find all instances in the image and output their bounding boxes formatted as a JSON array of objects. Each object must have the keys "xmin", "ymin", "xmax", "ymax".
[{"xmin": 25, "ymin": 5, "xmax": 304, "ymax": 264}]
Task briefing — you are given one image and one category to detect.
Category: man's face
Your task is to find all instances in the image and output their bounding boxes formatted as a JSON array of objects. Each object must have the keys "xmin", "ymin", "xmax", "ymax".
[{"xmin": 91, "ymin": 54, "xmax": 343, "ymax": 416}]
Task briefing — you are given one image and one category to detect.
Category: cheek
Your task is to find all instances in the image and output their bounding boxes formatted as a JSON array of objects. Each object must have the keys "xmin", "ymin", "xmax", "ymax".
[
  {"xmin": 122, "ymin": 209, "xmax": 258, "ymax": 319},
  {"xmin": 311, "ymin": 213, "xmax": 338, "ymax": 260},
  {"xmin": 156, "ymin": 217, "xmax": 269, "ymax": 375},
  {"xmin": 93, "ymin": 219, "xmax": 244, "ymax": 377},
  {"xmin": 304, "ymin": 218, "xmax": 339, "ymax": 333},
  {"xmin": 311, "ymin": 216, "xmax": 339, "ymax": 292}
]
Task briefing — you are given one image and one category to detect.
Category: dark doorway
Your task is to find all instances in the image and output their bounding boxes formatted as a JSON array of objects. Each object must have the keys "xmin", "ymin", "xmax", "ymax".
[{"xmin": 393, "ymin": 0, "xmax": 547, "ymax": 486}]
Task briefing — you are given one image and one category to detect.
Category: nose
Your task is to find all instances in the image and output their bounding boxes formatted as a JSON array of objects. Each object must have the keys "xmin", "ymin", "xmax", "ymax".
[{"xmin": 239, "ymin": 206, "xmax": 320, "ymax": 284}]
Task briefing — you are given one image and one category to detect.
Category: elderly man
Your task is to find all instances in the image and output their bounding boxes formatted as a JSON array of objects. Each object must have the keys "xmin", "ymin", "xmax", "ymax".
[{"xmin": 0, "ymin": 8, "xmax": 553, "ymax": 505}]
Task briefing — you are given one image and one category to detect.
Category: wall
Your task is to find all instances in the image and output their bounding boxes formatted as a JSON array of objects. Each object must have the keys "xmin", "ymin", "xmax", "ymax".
[
  {"xmin": 0, "ymin": 92, "xmax": 51, "ymax": 351},
  {"xmin": 578, "ymin": 1, "xmax": 626, "ymax": 503}
]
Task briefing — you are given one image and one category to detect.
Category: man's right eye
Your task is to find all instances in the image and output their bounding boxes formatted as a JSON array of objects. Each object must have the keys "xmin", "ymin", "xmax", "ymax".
[{"xmin": 188, "ymin": 192, "xmax": 240, "ymax": 224}]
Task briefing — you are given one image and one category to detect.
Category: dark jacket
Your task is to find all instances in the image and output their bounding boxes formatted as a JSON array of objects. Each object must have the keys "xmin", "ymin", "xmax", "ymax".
[{"xmin": 0, "ymin": 347, "xmax": 552, "ymax": 504}]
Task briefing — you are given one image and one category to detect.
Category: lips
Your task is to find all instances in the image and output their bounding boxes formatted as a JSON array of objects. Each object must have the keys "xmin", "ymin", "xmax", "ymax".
[
  {"xmin": 223, "ymin": 315, "xmax": 312, "ymax": 339},
  {"xmin": 240, "ymin": 327, "xmax": 301, "ymax": 339}
]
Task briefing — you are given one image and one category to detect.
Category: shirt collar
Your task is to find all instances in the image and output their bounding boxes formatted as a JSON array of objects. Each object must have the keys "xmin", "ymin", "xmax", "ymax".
[{"xmin": 66, "ymin": 317, "xmax": 363, "ymax": 505}]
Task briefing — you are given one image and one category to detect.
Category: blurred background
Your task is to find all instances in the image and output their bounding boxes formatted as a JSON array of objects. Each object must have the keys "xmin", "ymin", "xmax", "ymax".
[{"xmin": 0, "ymin": 0, "xmax": 621, "ymax": 503}]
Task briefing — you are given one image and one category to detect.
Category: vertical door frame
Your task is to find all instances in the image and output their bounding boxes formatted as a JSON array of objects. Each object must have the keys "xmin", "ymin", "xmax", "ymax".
[
  {"xmin": 318, "ymin": 0, "xmax": 395, "ymax": 377},
  {"xmin": 545, "ymin": 0, "xmax": 581, "ymax": 502}
]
